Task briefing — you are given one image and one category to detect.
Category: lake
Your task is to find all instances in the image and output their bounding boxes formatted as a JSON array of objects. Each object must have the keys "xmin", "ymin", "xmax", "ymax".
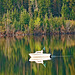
[{"xmin": 0, "ymin": 35, "xmax": 75, "ymax": 75}]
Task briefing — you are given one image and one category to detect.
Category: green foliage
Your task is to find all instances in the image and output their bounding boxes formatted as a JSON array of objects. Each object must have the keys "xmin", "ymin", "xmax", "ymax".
[
  {"xmin": 29, "ymin": 18, "xmax": 34, "ymax": 30},
  {"xmin": 3, "ymin": 0, "xmax": 13, "ymax": 11},
  {"xmin": 0, "ymin": 0, "xmax": 75, "ymax": 33},
  {"xmin": 34, "ymin": 17, "xmax": 40, "ymax": 27},
  {"xmin": 61, "ymin": 3, "xmax": 70, "ymax": 19},
  {"xmin": 44, "ymin": 13, "xmax": 48, "ymax": 24},
  {"xmin": 38, "ymin": 0, "xmax": 51, "ymax": 17},
  {"xmin": 20, "ymin": 9, "xmax": 30, "ymax": 31},
  {"xmin": 70, "ymin": 9, "xmax": 75, "ymax": 20},
  {"xmin": 20, "ymin": 5, "xmax": 24, "ymax": 11},
  {"xmin": 13, "ymin": 18, "xmax": 20, "ymax": 31}
]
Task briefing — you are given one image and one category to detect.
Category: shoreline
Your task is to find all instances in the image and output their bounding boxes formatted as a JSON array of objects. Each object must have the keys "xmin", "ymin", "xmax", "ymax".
[{"xmin": 0, "ymin": 31, "xmax": 75, "ymax": 37}]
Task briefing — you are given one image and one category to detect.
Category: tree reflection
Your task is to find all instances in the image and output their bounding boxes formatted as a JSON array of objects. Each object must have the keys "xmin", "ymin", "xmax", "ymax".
[{"xmin": 0, "ymin": 35, "xmax": 75, "ymax": 75}]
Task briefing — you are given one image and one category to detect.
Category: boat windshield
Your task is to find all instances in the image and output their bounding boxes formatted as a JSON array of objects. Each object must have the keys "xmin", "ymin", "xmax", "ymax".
[{"xmin": 35, "ymin": 50, "xmax": 43, "ymax": 54}]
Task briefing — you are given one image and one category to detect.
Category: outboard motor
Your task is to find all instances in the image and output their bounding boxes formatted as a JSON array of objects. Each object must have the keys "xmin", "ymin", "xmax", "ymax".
[{"xmin": 50, "ymin": 55, "xmax": 51, "ymax": 58}]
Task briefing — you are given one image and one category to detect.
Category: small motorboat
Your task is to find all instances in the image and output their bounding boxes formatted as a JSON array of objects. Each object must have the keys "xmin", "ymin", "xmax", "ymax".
[{"xmin": 29, "ymin": 48, "xmax": 51, "ymax": 64}]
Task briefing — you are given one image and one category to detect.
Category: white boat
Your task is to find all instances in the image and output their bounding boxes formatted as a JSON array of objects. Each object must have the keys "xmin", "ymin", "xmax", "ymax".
[{"xmin": 29, "ymin": 50, "xmax": 51, "ymax": 64}]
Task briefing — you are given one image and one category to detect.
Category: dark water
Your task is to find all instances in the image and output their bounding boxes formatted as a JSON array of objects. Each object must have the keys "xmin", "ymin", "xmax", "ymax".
[{"xmin": 0, "ymin": 35, "xmax": 75, "ymax": 75}]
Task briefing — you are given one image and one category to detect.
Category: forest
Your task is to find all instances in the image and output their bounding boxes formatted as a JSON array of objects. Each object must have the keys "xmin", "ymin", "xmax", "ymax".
[{"xmin": 0, "ymin": 0, "xmax": 75, "ymax": 36}]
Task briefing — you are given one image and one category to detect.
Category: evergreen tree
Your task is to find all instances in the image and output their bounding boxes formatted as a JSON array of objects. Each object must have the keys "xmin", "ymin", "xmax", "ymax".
[
  {"xmin": 70, "ymin": 9, "xmax": 75, "ymax": 20},
  {"xmin": 20, "ymin": 9, "xmax": 30, "ymax": 31},
  {"xmin": 29, "ymin": 18, "xmax": 34, "ymax": 32},
  {"xmin": 61, "ymin": 3, "xmax": 70, "ymax": 19}
]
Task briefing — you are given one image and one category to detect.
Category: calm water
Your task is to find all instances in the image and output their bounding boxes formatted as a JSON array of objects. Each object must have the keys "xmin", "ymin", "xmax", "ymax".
[{"xmin": 0, "ymin": 35, "xmax": 75, "ymax": 75}]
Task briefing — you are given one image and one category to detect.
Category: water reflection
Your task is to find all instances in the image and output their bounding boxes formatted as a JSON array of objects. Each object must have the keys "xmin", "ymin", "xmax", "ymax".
[
  {"xmin": 29, "ymin": 49, "xmax": 51, "ymax": 64},
  {"xmin": 0, "ymin": 35, "xmax": 75, "ymax": 75}
]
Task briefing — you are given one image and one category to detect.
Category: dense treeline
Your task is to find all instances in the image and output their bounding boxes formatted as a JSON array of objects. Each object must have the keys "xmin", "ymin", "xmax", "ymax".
[{"xmin": 0, "ymin": 0, "xmax": 75, "ymax": 35}]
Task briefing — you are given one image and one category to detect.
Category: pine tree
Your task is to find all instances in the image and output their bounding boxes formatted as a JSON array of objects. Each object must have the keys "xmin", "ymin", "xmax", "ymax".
[
  {"xmin": 70, "ymin": 9, "xmax": 75, "ymax": 20},
  {"xmin": 20, "ymin": 9, "xmax": 30, "ymax": 31},
  {"xmin": 61, "ymin": 3, "xmax": 70, "ymax": 19}
]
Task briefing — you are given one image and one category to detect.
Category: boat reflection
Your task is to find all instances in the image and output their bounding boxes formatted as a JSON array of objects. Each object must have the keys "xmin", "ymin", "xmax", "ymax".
[{"xmin": 29, "ymin": 50, "xmax": 51, "ymax": 64}]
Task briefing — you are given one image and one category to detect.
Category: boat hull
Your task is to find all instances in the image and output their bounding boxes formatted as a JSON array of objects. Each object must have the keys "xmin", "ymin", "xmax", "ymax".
[{"xmin": 29, "ymin": 53, "xmax": 51, "ymax": 58}]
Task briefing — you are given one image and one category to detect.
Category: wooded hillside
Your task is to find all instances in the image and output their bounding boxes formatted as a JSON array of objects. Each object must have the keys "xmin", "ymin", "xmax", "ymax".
[{"xmin": 0, "ymin": 0, "xmax": 75, "ymax": 35}]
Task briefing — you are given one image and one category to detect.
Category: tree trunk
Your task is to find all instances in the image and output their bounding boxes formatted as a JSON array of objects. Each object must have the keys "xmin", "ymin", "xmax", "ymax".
[
  {"xmin": 28, "ymin": 0, "xmax": 32, "ymax": 17},
  {"xmin": 35, "ymin": 0, "xmax": 38, "ymax": 11}
]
